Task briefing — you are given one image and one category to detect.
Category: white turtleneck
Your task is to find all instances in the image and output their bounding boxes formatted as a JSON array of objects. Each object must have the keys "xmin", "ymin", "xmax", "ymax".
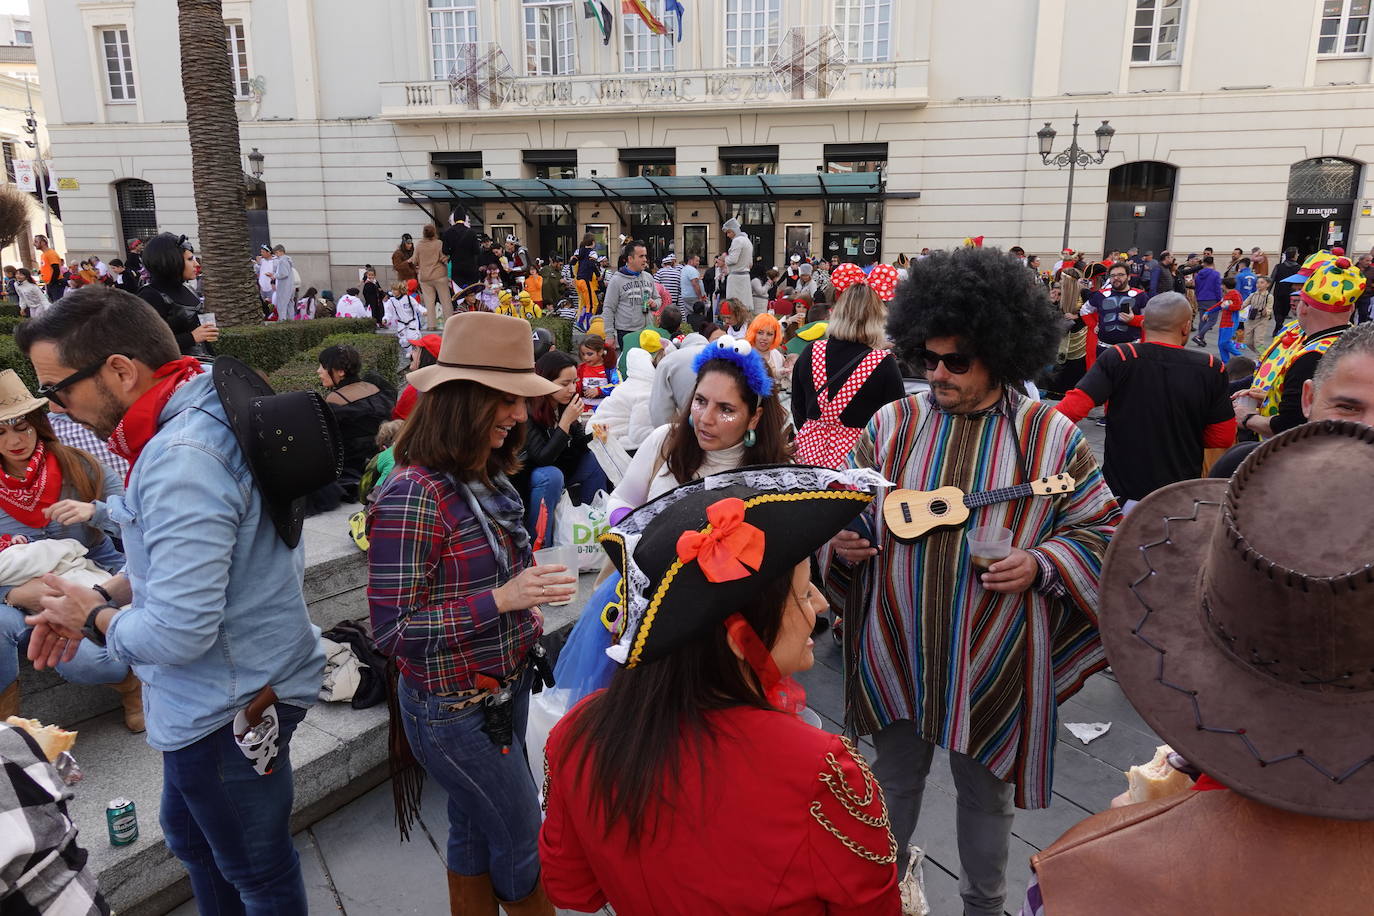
[{"xmin": 607, "ymin": 422, "xmax": 748, "ymax": 518}]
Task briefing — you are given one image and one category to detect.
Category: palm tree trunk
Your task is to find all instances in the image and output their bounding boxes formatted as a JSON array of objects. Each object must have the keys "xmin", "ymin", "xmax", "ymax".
[{"xmin": 178, "ymin": 0, "xmax": 260, "ymax": 327}]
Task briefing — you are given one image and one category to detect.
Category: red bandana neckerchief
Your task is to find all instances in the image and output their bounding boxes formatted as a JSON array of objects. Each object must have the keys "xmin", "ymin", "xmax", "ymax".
[
  {"xmin": 0, "ymin": 440, "xmax": 62, "ymax": 529},
  {"xmin": 108, "ymin": 356, "xmax": 205, "ymax": 477}
]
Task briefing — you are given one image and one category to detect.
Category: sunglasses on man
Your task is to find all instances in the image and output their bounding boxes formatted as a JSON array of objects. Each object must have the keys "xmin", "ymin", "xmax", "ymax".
[
  {"xmin": 915, "ymin": 348, "xmax": 974, "ymax": 375},
  {"xmin": 36, "ymin": 358, "xmax": 107, "ymax": 408}
]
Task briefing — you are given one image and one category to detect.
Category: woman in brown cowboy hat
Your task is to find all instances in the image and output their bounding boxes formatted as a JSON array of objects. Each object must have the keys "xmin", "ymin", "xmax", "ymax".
[
  {"xmin": 0, "ymin": 369, "xmax": 142, "ymax": 731},
  {"xmin": 1027, "ymin": 420, "xmax": 1374, "ymax": 914},
  {"xmin": 367, "ymin": 311, "xmax": 576, "ymax": 916},
  {"xmin": 540, "ymin": 466, "xmax": 900, "ymax": 914}
]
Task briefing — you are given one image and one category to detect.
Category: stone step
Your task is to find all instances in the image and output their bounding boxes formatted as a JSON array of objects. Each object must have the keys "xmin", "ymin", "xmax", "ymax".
[{"xmin": 70, "ymin": 528, "xmax": 599, "ymax": 915}]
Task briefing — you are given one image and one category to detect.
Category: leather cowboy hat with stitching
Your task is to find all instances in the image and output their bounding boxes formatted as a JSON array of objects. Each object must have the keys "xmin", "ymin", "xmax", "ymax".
[
  {"xmin": 212, "ymin": 356, "xmax": 343, "ymax": 549},
  {"xmin": 1098, "ymin": 420, "xmax": 1374, "ymax": 820},
  {"xmin": 0, "ymin": 370, "xmax": 47, "ymax": 423},
  {"xmin": 406, "ymin": 312, "xmax": 560, "ymax": 398},
  {"xmin": 600, "ymin": 465, "xmax": 885, "ymax": 668}
]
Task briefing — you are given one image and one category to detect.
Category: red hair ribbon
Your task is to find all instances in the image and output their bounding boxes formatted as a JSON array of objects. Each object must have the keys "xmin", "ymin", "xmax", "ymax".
[
  {"xmin": 675, "ymin": 497, "xmax": 765, "ymax": 583},
  {"xmin": 830, "ymin": 262, "xmax": 900, "ymax": 301},
  {"xmin": 725, "ymin": 612, "xmax": 807, "ymax": 715}
]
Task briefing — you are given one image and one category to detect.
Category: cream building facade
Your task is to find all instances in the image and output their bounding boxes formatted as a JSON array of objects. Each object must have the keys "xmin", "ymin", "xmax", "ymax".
[{"xmin": 28, "ymin": 0, "xmax": 1374, "ymax": 293}]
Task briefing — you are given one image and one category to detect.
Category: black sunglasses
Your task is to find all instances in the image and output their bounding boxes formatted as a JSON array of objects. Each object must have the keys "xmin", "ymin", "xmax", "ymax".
[
  {"xmin": 916, "ymin": 348, "xmax": 973, "ymax": 375},
  {"xmin": 36, "ymin": 359, "xmax": 107, "ymax": 408}
]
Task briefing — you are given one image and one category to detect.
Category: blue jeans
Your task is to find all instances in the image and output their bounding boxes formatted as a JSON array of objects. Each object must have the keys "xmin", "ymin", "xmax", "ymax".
[
  {"xmin": 0, "ymin": 602, "xmax": 128, "ymax": 690},
  {"xmin": 398, "ymin": 672, "xmax": 542, "ymax": 901},
  {"xmin": 1196, "ymin": 302, "xmax": 1220, "ymax": 338},
  {"xmin": 1217, "ymin": 327, "xmax": 1242, "ymax": 362},
  {"xmin": 160, "ymin": 704, "xmax": 308, "ymax": 915},
  {"xmin": 523, "ymin": 452, "xmax": 609, "ymax": 543}
]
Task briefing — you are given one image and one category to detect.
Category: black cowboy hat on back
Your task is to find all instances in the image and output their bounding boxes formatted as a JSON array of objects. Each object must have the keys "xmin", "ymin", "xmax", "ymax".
[{"xmin": 212, "ymin": 356, "xmax": 343, "ymax": 548}]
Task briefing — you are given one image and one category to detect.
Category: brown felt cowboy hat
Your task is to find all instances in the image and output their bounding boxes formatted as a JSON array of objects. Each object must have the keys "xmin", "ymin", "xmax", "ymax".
[
  {"xmin": 1099, "ymin": 420, "xmax": 1374, "ymax": 821},
  {"xmin": 406, "ymin": 312, "xmax": 560, "ymax": 398}
]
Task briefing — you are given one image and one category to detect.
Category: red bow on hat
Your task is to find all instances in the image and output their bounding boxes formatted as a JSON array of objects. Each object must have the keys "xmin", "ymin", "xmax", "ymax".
[
  {"xmin": 830, "ymin": 262, "xmax": 900, "ymax": 301},
  {"xmin": 675, "ymin": 497, "xmax": 765, "ymax": 583}
]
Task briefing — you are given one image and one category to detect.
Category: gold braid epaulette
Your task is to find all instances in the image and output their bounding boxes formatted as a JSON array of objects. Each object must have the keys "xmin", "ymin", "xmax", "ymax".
[
  {"xmin": 541, "ymin": 751, "xmax": 552, "ymax": 814},
  {"xmin": 808, "ymin": 736, "xmax": 897, "ymax": 864}
]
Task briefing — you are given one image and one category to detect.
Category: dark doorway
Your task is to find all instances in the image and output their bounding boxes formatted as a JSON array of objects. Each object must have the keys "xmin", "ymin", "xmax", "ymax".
[
  {"xmin": 628, "ymin": 203, "xmax": 674, "ymax": 264},
  {"xmin": 823, "ymin": 200, "xmax": 883, "ymax": 265},
  {"xmin": 1103, "ymin": 161, "xmax": 1176, "ymax": 257},
  {"xmin": 245, "ymin": 179, "xmax": 270, "ymax": 252},
  {"xmin": 1283, "ymin": 158, "xmax": 1361, "ymax": 260},
  {"xmin": 735, "ymin": 203, "xmax": 775, "ymax": 270},
  {"xmin": 115, "ymin": 178, "xmax": 157, "ymax": 249},
  {"xmin": 535, "ymin": 204, "xmax": 575, "ymax": 261}
]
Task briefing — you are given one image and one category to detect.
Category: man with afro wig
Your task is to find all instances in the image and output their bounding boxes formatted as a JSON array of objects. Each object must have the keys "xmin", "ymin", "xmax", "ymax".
[{"xmin": 831, "ymin": 246, "xmax": 1121, "ymax": 916}]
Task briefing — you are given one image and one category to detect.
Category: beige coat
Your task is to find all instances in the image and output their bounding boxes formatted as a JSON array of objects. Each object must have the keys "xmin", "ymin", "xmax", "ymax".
[{"xmin": 411, "ymin": 238, "xmax": 448, "ymax": 283}]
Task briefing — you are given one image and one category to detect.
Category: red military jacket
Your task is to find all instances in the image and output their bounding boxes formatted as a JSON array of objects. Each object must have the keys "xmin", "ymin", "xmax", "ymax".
[{"xmin": 540, "ymin": 700, "xmax": 900, "ymax": 915}]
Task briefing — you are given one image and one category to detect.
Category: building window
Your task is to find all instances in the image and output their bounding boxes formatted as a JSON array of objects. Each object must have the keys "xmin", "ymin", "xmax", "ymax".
[
  {"xmin": 224, "ymin": 21, "xmax": 250, "ymax": 98},
  {"xmin": 1131, "ymin": 0, "xmax": 1183, "ymax": 63},
  {"xmin": 725, "ymin": 0, "xmax": 780, "ymax": 67},
  {"xmin": 835, "ymin": 0, "xmax": 890, "ymax": 63},
  {"xmin": 115, "ymin": 178, "xmax": 158, "ymax": 245},
  {"xmin": 724, "ymin": 161, "xmax": 777, "ymax": 175},
  {"xmin": 1107, "ymin": 161, "xmax": 1177, "ymax": 202},
  {"xmin": 1288, "ymin": 157, "xmax": 1362, "ymax": 200},
  {"xmin": 623, "ymin": 0, "xmax": 676, "ymax": 72},
  {"xmin": 535, "ymin": 163, "xmax": 577, "ymax": 179},
  {"xmin": 14, "ymin": 30, "xmax": 31, "ymax": 45},
  {"xmin": 1319, "ymin": 0, "xmax": 1370, "ymax": 55},
  {"xmin": 524, "ymin": 0, "xmax": 577, "ymax": 76},
  {"xmin": 429, "ymin": 0, "xmax": 478, "ymax": 80},
  {"xmin": 720, "ymin": 144, "xmax": 779, "ymax": 176},
  {"xmin": 101, "ymin": 27, "xmax": 136, "ymax": 101},
  {"xmin": 825, "ymin": 201, "xmax": 883, "ymax": 224},
  {"xmin": 2, "ymin": 142, "xmax": 13, "ymax": 183},
  {"xmin": 825, "ymin": 142, "xmax": 887, "ymax": 174}
]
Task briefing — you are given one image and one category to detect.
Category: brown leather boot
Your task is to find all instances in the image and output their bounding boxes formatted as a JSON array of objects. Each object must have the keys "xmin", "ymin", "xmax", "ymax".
[
  {"xmin": 447, "ymin": 870, "xmax": 497, "ymax": 916},
  {"xmin": 0, "ymin": 680, "xmax": 18, "ymax": 719},
  {"xmin": 499, "ymin": 879, "xmax": 553, "ymax": 916},
  {"xmin": 111, "ymin": 671, "xmax": 144, "ymax": 733}
]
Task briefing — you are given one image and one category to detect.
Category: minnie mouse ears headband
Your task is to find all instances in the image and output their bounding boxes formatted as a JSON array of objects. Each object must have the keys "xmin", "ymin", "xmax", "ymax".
[
  {"xmin": 692, "ymin": 337, "xmax": 774, "ymax": 398},
  {"xmin": 831, "ymin": 262, "xmax": 900, "ymax": 301}
]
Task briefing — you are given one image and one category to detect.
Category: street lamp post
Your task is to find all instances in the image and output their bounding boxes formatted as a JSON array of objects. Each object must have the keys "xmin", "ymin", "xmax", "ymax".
[{"xmin": 1036, "ymin": 111, "xmax": 1115, "ymax": 253}]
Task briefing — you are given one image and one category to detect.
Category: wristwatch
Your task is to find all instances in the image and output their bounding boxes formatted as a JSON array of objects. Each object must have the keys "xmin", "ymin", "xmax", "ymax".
[
  {"xmin": 81, "ymin": 601, "xmax": 120, "ymax": 648},
  {"xmin": 1240, "ymin": 414, "xmax": 1257, "ymax": 432}
]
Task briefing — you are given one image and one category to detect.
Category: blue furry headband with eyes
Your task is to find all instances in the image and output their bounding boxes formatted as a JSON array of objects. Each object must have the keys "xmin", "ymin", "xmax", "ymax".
[{"xmin": 692, "ymin": 338, "xmax": 774, "ymax": 398}]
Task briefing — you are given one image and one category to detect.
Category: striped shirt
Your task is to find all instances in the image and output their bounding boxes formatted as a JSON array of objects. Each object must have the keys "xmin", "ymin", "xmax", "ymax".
[
  {"xmin": 656, "ymin": 265, "xmax": 683, "ymax": 313},
  {"xmin": 845, "ymin": 393, "xmax": 1119, "ymax": 809},
  {"xmin": 367, "ymin": 466, "xmax": 539, "ymax": 693}
]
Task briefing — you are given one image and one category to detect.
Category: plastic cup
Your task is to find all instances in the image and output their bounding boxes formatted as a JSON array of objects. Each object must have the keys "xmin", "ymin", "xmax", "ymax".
[
  {"xmin": 198, "ymin": 312, "xmax": 217, "ymax": 326},
  {"xmin": 533, "ymin": 545, "xmax": 578, "ymax": 606},
  {"xmin": 967, "ymin": 525, "xmax": 1013, "ymax": 576}
]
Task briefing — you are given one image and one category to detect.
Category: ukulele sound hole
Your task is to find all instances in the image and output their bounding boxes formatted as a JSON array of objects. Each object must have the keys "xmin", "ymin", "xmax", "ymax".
[{"xmin": 929, "ymin": 499, "xmax": 948, "ymax": 516}]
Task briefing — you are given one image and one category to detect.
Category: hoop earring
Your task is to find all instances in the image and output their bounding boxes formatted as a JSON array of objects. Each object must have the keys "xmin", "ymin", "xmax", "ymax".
[{"xmin": 743, "ymin": 428, "xmax": 757, "ymax": 448}]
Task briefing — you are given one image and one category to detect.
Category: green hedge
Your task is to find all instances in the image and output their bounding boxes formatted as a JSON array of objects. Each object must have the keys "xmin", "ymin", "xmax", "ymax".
[
  {"xmin": 267, "ymin": 332, "xmax": 400, "ymax": 393},
  {"xmin": 215, "ymin": 318, "xmax": 378, "ymax": 374},
  {"xmin": 530, "ymin": 315, "xmax": 573, "ymax": 355},
  {"xmin": 0, "ymin": 305, "xmax": 19, "ymax": 319},
  {"xmin": 0, "ymin": 316, "xmax": 23, "ymax": 336},
  {"xmin": 0, "ymin": 335, "xmax": 34, "ymax": 391}
]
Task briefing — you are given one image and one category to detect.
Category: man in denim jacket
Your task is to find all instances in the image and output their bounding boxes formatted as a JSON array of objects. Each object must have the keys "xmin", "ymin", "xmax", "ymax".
[{"xmin": 17, "ymin": 287, "xmax": 324, "ymax": 913}]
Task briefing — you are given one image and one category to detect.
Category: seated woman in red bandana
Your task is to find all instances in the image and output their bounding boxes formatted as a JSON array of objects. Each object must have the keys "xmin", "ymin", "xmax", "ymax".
[
  {"xmin": 0, "ymin": 369, "xmax": 139, "ymax": 731},
  {"xmin": 540, "ymin": 466, "xmax": 900, "ymax": 915}
]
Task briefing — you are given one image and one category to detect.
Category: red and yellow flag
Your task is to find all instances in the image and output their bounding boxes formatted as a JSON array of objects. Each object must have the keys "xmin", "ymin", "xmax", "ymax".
[{"xmin": 623, "ymin": 0, "xmax": 668, "ymax": 35}]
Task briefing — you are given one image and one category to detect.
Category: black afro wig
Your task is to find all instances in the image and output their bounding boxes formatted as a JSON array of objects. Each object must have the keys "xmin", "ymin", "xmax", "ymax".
[{"xmin": 887, "ymin": 247, "xmax": 1061, "ymax": 388}]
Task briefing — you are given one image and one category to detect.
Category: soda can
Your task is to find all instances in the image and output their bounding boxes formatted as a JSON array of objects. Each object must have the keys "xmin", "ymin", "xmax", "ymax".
[{"xmin": 107, "ymin": 797, "xmax": 138, "ymax": 846}]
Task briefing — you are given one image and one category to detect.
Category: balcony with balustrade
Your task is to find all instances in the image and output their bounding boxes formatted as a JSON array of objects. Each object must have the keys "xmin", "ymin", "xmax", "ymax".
[{"xmin": 379, "ymin": 30, "xmax": 928, "ymax": 121}]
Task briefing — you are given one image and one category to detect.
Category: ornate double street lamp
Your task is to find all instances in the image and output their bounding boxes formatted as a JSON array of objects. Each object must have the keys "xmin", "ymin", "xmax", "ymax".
[{"xmin": 1036, "ymin": 111, "xmax": 1116, "ymax": 253}]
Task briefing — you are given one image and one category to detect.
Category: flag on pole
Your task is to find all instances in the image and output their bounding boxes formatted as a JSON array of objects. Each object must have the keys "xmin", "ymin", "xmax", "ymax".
[
  {"xmin": 584, "ymin": 0, "xmax": 613, "ymax": 45},
  {"xmin": 665, "ymin": 0, "xmax": 685, "ymax": 42},
  {"xmin": 622, "ymin": 0, "xmax": 668, "ymax": 36}
]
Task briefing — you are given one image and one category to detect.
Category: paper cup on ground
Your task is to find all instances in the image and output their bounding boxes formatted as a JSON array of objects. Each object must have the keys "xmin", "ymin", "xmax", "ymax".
[
  {"xmin": 533, "ymin": 545, "xmax": 578, "ymax": 606},
  {"xmin": 966, "ymin": 525, "xmax": 1012, "ymax": 575}
]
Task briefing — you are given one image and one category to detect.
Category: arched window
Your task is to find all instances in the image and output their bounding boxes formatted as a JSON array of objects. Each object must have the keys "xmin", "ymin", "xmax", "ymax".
[
  {"xmin": 114, "ymin": 178, "xmax": 157, "ymax": 248},
  {"xmin": 1287, "ymin": 157, "xmax": 1361, "ymax": 200},
  {"xmin": 1107, "ymin": 161, "xmax": 1176, "ymax": 203}
]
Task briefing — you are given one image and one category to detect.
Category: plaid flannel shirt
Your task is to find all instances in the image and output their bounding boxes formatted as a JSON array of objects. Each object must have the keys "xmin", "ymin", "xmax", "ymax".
[
  {"xmin": 48, "ymin": 413, "xmax": 130, "ymax": 481},
  {"xmin": 0, "ymin": 725, "xmax": 109, "ymax": 915},
  {"xmin": 366, "ymin": 466, "xmax": 539, "ymax": 694}
]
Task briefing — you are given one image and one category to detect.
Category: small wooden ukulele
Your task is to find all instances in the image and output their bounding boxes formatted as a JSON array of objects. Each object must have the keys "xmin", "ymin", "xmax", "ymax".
[{"xmin": 882, "ymin": 473, "xmax": 1076, "ymax": 541}]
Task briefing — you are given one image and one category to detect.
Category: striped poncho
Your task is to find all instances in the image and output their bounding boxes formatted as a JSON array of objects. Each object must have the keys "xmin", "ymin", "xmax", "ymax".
[{"xmin": 844, "ymin": 392, "xmax": 1120, "ymax": 809}]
